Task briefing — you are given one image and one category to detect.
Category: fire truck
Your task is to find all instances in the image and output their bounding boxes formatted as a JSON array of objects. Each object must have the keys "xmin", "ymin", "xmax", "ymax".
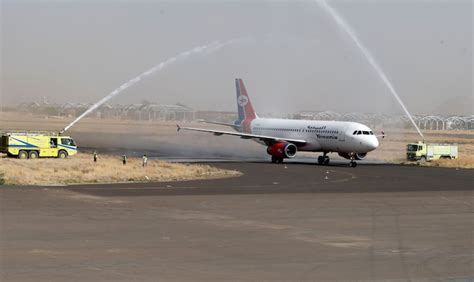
[
  {"xmin": 406, "ymin": 141, "xmax": 458, "ymax": 161},
  {"xmin": 0, "ymin": 131, "xmax": 77, "ymax": 159}
]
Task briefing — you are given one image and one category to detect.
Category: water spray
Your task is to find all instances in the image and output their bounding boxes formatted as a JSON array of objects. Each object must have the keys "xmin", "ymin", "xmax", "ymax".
[
  {"xmin": 315, "ymin": 0, "xmax": 424, "ymax": 140},
  {"xmin": 62, "ymin": 38, "xmax": 243, "ymax": 132}
]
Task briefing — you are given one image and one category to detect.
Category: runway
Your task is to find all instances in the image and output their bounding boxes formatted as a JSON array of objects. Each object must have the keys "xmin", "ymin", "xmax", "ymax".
[
  {"xmin": 67, "ymin": 161, "xmax": 472, "ymax": 196},
  {"xmin": 1, "ymin": 162, "xmax": 473, "ymax": 281}
]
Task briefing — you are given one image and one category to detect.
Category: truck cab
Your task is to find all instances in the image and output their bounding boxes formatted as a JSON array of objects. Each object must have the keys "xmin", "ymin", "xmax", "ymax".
[{"xmin": 406, "ymin": 142, "xmax": 426, "ymax": 161}]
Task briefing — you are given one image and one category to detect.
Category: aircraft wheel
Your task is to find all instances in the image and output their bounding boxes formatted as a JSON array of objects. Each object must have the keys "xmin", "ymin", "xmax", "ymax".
[
  {"xmin": 277, "ymin": 157, "xmax": 284, "ymax": 164},
  {"xmin": 350, "ymin": 161, "xmax": 357, "ymax": 168},
  {"xmin": 317, "ymin": 156, "xmax": 324, "ymax": 165},
  {"xmin": 323, "ymin": 157, "xmax": 330, "ymax": 165}
]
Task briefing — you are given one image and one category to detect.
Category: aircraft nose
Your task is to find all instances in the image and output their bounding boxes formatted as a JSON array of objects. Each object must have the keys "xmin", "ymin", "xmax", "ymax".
[
  {"xmin": 367, "ymin": 136, "xmax": 379, "ymax": 151},
  {"xmin": 361, "ymin": 136, "xmax": 379, "ymax": 152}
]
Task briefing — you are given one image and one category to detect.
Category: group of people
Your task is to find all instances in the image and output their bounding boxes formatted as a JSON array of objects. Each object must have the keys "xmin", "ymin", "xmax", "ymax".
[{"xmin": 93, "ymin": 151, "xmax": 148, "ymax": 167}]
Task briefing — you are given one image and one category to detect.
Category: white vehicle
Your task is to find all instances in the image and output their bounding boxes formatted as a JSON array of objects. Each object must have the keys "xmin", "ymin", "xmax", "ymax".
[{"xmin": 178, "ymin": 79, "xmax": 381, "ymax": 167}]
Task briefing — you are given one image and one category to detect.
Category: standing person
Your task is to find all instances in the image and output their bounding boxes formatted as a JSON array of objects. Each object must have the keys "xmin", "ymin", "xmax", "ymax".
[
  {"xmin": 93, "ymin": 151, "xmax": 98, "ymax": 163},
  {"xmin": 122, "ymin": 154, "xmax": 127, "ymax": 165},
  {"xmin": 142, "ymin": 154, "xmax": 148, "ymax": 167}
]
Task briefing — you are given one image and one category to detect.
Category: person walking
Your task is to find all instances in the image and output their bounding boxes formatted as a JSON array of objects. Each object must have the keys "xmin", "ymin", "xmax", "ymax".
[
  {"xmin": 122, "ymin": 154, "xmax": 127, "ymax": 165},
  {"xmin": 142, "ymin": 154, "xmax": 148, "ymax": 167},
  {"xmin": 93, "ymin": 151, "xmax": 98, "ymax": 163}
]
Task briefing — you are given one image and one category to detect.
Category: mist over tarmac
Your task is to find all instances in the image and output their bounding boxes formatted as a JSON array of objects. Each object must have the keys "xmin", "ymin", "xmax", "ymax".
[{"xmin": 1, "ymin": 0, "xmax": 472, "ymax": 117}]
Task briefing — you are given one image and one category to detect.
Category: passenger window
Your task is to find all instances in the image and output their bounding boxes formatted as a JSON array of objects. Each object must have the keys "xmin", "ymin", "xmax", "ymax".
[
  {"xmin": 50, "ymin": 138, "xmax": 57, "ymax": 148},
  {"xmin": 363, "ymin": 131, "xmax": 369, "ymax": 135}
]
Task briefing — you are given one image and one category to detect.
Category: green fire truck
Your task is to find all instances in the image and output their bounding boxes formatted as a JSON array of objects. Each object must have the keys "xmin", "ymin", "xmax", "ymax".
[{"xmin": 406, "ymin": 141, "xmax": 458, "ymax": 161}]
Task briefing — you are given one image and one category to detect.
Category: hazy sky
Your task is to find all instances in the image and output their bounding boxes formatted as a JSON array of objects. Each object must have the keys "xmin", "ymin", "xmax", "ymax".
[{"xmin": 1, "ymin": 0, "xmax": 472, "ymax": 115}]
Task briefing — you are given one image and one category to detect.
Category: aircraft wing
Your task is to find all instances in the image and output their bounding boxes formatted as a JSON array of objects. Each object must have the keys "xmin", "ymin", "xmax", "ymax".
[
  {"xmin": 197, "ymin": 120, "xmax": 241, "ymax": 130},
  {"xmin": 177, "ymin": 125, "xmax": 307, "ymax": 146}
]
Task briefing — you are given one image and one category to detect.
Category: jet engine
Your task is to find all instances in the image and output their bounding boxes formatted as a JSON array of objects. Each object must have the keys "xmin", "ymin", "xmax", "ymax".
[
  {"xmin": 267, "ymin": 143, "xmax": 297, "ymax": 159},
  {"xmin": 338, "ymin": 152, "xmax": 367, "ymax": 160}
]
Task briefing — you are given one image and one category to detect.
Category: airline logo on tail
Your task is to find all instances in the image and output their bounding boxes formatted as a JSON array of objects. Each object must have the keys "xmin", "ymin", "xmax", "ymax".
[
  {"xmin": 237, "ymin": 95, "xmax": 249, "ymax": 107},
  {"xmin": 235, "ymin": 79, "xmax": 257, "ymax": 128}
]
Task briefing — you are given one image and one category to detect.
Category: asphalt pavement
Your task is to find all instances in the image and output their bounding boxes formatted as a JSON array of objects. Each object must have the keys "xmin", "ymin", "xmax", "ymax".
[{"xmin": 1, "ymin": 162, "xmax": 472, "ymax": 281}]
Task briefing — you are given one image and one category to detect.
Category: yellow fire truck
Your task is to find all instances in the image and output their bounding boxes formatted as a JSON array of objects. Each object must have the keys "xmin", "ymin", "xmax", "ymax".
[{"xmin": 0, "ymin": 131, "xmax": 77, "ymax": 159}]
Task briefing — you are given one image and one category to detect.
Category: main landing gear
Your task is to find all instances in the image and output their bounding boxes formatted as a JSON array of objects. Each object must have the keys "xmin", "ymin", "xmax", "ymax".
[
  {"xmin": 271, "ymin": 156, "xmax": 284, "ymax": 164},
  {"xmin": 317, "ymin": 153, "xmax": 330, "ymax": 165}
]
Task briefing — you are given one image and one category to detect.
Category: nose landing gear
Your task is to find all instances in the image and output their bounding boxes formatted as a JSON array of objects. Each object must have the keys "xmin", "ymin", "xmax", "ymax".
[{"xmin": 349, "ymin": 152, "xmax": 357, "ymax": 167}]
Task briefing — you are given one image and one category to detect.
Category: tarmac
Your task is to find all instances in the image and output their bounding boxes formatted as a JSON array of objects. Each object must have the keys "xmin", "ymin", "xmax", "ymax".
[{"xmin": 1, "ymin": 161, "xmax": 473, "ymax": 281}]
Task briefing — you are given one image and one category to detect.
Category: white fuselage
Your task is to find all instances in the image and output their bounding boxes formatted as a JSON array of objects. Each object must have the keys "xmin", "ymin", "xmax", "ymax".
[{"xmin": 249, "ymin": 118, "xmax": 379, "ymax": 153}]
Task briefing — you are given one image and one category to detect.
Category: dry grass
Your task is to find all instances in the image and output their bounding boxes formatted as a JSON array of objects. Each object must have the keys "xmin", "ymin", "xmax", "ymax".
[{"xmin": 0, "ymin": 153, "xmax": 241, "ymax": 186}]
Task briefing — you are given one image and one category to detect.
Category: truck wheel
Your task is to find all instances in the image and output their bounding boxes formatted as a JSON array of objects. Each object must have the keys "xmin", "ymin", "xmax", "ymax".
[
  {"xmin": 18, "ymin": 150, "xmax": 28, "ymax": 159},
  {"xmin": 420, "ymin": 157, "xmax": 426, "ymax": 162},
  {"xmin": 58, "ymin": 150, "xmax": 68, "ymax": 159},
  {"xmin": 29, "ymin": 151, "xmax": 39, "ymax": 159}
]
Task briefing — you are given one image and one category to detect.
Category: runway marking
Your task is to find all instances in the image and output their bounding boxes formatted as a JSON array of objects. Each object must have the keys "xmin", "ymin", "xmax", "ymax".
[
  {"xmin": 49, "ymin": 190, "xmax": 131, "ymax": 204},
  {"xmin": 439, "ymin": 196, "xmax": 473, "ymax": 207},
  {"xmin": 163, "ymin": 208, "xmax": 370, "ymax": 248},
  {"xmin": 28, "ymin": 249, "xmax": 61, "ymax": 257},
  {"xmin": 70, "ymin": 169, "xmax": 357, "ymax": 192}
]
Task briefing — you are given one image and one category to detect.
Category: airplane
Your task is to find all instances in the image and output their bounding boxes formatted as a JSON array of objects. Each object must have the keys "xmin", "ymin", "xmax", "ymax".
[{"xmin": 177, "ymin": 78, "xmax": 381, "ymax": 167}]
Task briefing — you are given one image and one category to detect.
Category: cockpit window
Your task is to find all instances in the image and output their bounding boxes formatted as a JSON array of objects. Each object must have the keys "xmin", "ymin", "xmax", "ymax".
[
  {"xmin": 353, "ymin": 130, "xmax": 357, "ymax": 135},
  {"xmin": 369, "ymin": 131, "xmax": 374, "ymax": 135},
  {"xmin": 363, "ymin": 131, "xmax": 369, "ymax": 135},
  {"xmin": 357, "ymin": 131, "xmax": 362, "ymax": 135}
]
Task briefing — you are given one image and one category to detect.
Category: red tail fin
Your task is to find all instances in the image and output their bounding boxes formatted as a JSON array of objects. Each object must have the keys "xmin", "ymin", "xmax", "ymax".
[
  {"xmin": 235, "ymin": 78, "xmax": 257, "ymax": 133},
  {"xmin": 236, "ymin": 78, "xmax": 257, "ymax": 122}
]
